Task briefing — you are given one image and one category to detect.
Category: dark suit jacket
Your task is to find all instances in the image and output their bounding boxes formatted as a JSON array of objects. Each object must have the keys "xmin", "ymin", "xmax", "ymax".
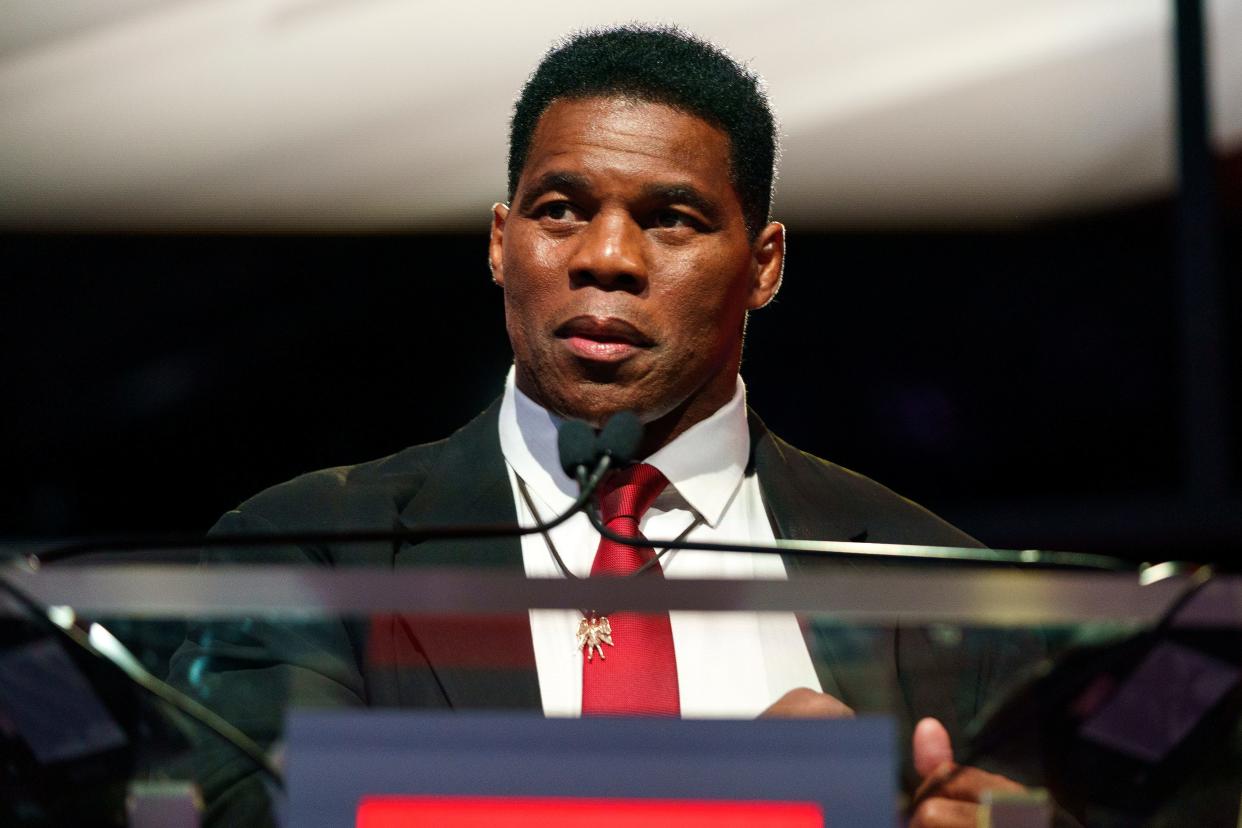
[{"xmin": 169, "ymin": 398, "xmax": 1041, "ymax": 823}]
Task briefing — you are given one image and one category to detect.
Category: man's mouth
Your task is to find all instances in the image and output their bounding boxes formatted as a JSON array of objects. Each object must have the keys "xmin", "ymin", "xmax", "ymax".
[{"xmin": 554, "ymin": 316, "xmax": 653, "ymax": 363}]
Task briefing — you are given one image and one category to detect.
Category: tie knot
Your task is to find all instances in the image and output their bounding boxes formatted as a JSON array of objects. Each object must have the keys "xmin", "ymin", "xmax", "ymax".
[{"xmin": 597, "ymin": 463, "xmax": 668, "ymax": 525}]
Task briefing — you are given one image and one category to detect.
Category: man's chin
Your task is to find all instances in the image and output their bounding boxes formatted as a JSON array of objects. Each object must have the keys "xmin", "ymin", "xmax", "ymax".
[
  {"xmin": 546, "ymin": 383, "xmax": 669, "ymax": 429},
  {"xmin": 516, "ymin": 360, "xmax": 676, "ymax": 427},
  {"xmin": 552, "ymin": 396, "xmax": 644, "ymax": 429}
]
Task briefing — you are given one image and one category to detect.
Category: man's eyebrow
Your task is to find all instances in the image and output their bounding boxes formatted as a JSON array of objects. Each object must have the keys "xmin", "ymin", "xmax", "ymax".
[
  {"xmin": 516, "ymin": 171, "xmax": 591, "ymax": 212},
  {"xmin": 639, "ymin": 183, "xmax": 721, "ymax": 222}
]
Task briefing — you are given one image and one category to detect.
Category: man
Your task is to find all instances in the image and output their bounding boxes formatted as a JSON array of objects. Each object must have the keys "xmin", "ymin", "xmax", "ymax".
[{"xmin": 172, "ymin": 25, "xmax": 1039, "ymax": 827}]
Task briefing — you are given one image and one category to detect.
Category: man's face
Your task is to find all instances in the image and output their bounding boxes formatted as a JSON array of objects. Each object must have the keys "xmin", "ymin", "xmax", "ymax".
[{"xmin": 489, "ymin": 96, "xmax": 783, "ymax": 433}]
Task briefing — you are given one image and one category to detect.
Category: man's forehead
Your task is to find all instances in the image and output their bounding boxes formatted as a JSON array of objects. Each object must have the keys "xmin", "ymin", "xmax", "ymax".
[
  {"xmin": 516, "ymin": 96, "xmax": 735, "ymax": 194},
  {"xmin": 536, "ymin": 92, "xmax": 712, "ymax": 126}
]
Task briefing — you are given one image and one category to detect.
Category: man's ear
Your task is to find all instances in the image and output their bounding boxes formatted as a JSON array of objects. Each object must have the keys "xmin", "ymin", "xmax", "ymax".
[
  {"xmin": 489, "ymin": 202, "xmax": 509, "ymax": 286},
  {"xmin": 747, "ymin": 221, "xmax": 785, "ymax": 310}
]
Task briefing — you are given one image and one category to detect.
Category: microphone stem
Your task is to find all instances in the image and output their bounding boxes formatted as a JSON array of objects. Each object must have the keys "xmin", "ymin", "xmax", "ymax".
[
  {"xmin": 581, "ymin": 496, "xmax": 1129, "ymax": 571},
  {"xmin": 34, "ymin": 460, "xmax": 615, "ymax": 566}
]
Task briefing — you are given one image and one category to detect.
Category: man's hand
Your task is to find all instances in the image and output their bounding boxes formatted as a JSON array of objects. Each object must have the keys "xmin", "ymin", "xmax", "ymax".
[
  {"xmin": 759, "ymin": 687, "xmax": 855, "ymax": 719},
  {"xmin": 909, "ymin": 717, "xmax": 1026, "ymax": 827},
  {"xmin": 757, "ymin": 693, "xmax": 1028, "ymax": 827}
]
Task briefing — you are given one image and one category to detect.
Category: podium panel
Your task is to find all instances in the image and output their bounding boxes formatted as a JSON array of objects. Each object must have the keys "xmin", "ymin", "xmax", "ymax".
[{"xmin": 284, "ymin": 711, "xmax": 894, "ymax": 828}]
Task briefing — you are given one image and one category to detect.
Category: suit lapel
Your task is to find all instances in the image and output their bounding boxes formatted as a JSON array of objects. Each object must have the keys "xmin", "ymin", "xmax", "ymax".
[
  {"xmin": 747, "ymin": 409, "xmax": 869, "ymax": 549},
  {"xmin": 748, "ymin": 409, "xmax": 897, "ymax": 714},
  {"xmin": 389, "ymin": 399, "xmax": 541, "ymax": 710},
  {"xmin": 396, "ymin": 398, "xmax": 523, "ymax": 568}
]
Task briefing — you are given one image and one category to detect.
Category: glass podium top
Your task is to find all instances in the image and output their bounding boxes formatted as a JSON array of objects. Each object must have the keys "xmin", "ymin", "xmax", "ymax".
[{"xmin": 0, "ymin": 554, "xmax": 1238, "ymax": 827}]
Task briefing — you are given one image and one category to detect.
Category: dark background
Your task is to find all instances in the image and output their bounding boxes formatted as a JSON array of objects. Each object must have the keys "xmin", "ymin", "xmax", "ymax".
[{"xmin": 4, "ymin": 162, "xmax": 1239, "ymax": 562}]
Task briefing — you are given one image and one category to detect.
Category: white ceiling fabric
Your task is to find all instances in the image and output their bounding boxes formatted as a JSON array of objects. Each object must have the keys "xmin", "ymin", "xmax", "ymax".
[{"xmin": 2, "ymin": 0, "xmax": 1239, "ymax": 230}]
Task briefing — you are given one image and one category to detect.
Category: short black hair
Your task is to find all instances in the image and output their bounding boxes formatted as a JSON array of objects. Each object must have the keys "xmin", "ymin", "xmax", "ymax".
[{"xmin": 508, "ymin": 25, "xmax": 777, "ymax": 236}]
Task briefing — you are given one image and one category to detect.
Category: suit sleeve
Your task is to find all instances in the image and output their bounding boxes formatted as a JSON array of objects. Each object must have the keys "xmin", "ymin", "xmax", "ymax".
[{"xmin": 166, "ymin": 508, "xmax": 367, "ymax": 827}]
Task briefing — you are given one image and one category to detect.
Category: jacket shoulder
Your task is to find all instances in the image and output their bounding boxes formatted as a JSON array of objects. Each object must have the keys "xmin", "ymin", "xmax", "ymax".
[
  {"xmin": 230, "ymin": 437, "xmax": 447, "ymax": 532},
  {"xmin": 228, "ymin": 396, "xmax": 507, "ymax": 534},
  {"xmin": 755, "ymin": 422, "xmax": 980, "ymax": 548}
]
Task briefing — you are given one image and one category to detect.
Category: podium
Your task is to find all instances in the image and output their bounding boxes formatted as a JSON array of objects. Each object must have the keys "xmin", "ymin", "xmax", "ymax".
[
  {"xmin": 284, "ymin": 711, "xmax": 893, "ymax": 827},
  {"xmin": 1, "ymin": 560, "xmax": 1240, "ymax": 826}
]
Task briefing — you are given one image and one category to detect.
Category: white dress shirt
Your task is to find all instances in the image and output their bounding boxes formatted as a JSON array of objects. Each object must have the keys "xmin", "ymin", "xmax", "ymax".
[{"xmin": 498, "ymin": 368, "xmax": 821, "ymax": 718}]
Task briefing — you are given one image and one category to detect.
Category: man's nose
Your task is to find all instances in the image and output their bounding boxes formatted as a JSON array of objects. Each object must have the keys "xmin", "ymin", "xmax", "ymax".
[{"xmin": 567, "ymin": 211, "xmax": 647, "ymax": 292}]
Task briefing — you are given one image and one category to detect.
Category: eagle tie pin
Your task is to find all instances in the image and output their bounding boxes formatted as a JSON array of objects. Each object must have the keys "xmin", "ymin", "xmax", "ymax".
[{"xmin": 576, "ymin": 615, "xmax": 613, "ymax": 662}]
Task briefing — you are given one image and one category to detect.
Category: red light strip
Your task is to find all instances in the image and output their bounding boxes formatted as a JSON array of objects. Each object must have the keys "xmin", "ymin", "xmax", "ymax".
[{"xmin": 357, "ymin": 794, "xmax": 824, "ymax": 828}]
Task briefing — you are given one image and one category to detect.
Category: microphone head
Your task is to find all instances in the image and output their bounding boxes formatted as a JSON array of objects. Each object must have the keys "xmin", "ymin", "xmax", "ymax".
[
  {"xmin": 597, "ymin": 411, "xmax": 643, "ymax": 466},
  {"xmin": 556, "ymin": 419, "xmax": 597, "ymax": 478}
]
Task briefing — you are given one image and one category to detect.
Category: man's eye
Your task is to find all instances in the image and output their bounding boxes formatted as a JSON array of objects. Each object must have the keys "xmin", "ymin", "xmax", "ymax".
[
  {"xmin": 540, "ymin": 202, "xmax": 579, "ymax": 222},
  {"xmin": 654, "ymin": 209, "xmax": 695, "ymax": 230}
]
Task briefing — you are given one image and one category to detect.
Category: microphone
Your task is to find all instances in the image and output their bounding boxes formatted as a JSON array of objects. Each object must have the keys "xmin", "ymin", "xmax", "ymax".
[
  {"xmin": 555, "ymin": 412, "xmax": 644, "ymax": 522},
  {"xmin": 596, "ymin": 410, "xmax": 642, "ymax": 466},
  {"xmin": 557, "ymin": 419, "xmax": 597, "ymax": 480},
  {"xmin": 567, "ymin": 410, "xmax": 643, "ymax": 493}
]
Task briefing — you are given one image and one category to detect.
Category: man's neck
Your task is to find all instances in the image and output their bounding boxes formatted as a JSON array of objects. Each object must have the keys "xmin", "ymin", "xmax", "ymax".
[
  {"xmin": 631, "ymin": 394, "xmax": 727, "ymax": 459},
  {"xmin": 500, "ymin": 367, "xmax": 751, "ymax": 528},
  {"xmin": 515, "ymin": 369, "xmax": 741, "ymax": 459}
]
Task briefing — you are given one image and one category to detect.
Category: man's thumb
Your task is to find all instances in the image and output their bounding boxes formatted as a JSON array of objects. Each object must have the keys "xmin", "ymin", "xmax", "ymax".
[{"xmin": 913, "ymin": 717, "xmax": 954, "ymax": 778}]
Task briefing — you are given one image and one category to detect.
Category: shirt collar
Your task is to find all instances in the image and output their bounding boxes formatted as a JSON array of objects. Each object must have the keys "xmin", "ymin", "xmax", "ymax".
[{"xmin": 498, "ymin": 366, "xmax": 750, "ymax": 528}]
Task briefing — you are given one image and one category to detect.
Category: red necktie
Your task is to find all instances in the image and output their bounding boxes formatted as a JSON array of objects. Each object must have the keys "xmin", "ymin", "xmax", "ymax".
[{"xmin": 581, "ymin": 463, "xmax": 681, "ymax": 717}]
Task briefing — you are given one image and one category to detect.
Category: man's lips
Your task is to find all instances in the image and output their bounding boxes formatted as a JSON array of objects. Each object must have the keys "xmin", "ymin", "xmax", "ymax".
[{"xmin": 554, "ymin": 316, "xmax": 653, "ymax": 363}]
